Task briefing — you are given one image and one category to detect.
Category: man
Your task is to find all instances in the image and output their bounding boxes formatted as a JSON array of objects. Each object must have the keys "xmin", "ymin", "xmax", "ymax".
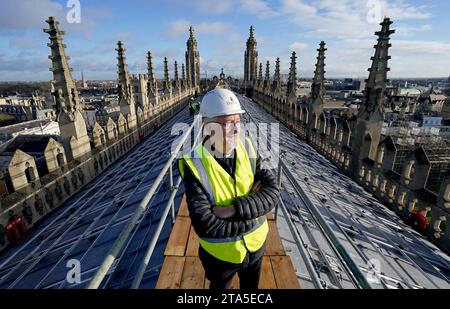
[
  {"xmin": 188, "ymin": 97, "xmax": 196, "ymax": 116},
  {"xmin": 178, "ymin": 88, "xmax": 279, "ymax": 289}
]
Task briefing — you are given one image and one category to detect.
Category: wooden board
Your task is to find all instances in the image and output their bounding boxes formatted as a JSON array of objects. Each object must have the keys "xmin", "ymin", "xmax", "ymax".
[
  {"xmin": 258, "ymin": 256, "xmax": 277, "ymax": 289},
  {"xmin": 155, "ymin": 256, "xmax": 185, "ymax": 289},
  {"xmin": 180, "ymin": 257, "xmax": 205, "ymax": 289},
  {"xmin": 157, "ymin": 194, "xmax": 301, "ymax": 290},
  {"xmin": 177, "ymin": 195, "xmax": 189, "ymax": 217},
  {"xmin": 230, "ymin": 274, "xmax": 240, "ymax": 289},
  {"xmin": 164, "ymin": 216, "xmax": 191, "ymax": 256},
  {"xmin": 186, "ymin": 225, "xmax": 200, "ymax": 257},
  {"xmin": 265, "ymin": 220, "xmax": 286, "ymax": 256},
  {"xmin": 270, "ymin": 256, "xmax": 301, "ymax": 289}
]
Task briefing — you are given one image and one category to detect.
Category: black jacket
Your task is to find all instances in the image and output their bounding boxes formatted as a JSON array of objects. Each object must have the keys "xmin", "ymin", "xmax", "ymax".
[{"xmin": 179, "ymin": 142, "xmax": 280, "ymax": 239}]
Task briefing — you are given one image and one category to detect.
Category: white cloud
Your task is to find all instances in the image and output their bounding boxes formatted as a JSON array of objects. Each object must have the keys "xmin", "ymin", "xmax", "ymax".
[
  {"xmin": 0, "ymin": 0, "xmax": 106, "ymax": 37},
  {"xmin": 239, "ymin": 0, "xmax": 278, "ymax": 18},
  {"xmin": 164, "ymin": 19, "xmax": 191, "ymax": 39},
  {"xmin": 393, "ymin": 40, "xmax": 450, "ymax": 55},
  {"xmin": 0, "ymin": 0, "xmax": 63, "ymax": 29},
  {"xmin": 381, "ymin": 0, "xmax": 432, "ymax": 20},
  {"xmin": 278, "ymin": 0, "xmax": 433, "ymax": 40},
  {"xmin": 186, "ymin": 0, "xmax": 233, "ymax": 14},
  {"xmin": 164, "ymin": 20, "xmax": 231, "ymax": 40},
  {"xmin": 395, "ymin": 24, "xmax": 432, "ymax": 36},
  {"xmin": 195, "ymin": 22, "xmax": 231, "ymax": 35},
  {"xmin": 289, "ymin": 42, "xmax": 309, "ymax": 52}
]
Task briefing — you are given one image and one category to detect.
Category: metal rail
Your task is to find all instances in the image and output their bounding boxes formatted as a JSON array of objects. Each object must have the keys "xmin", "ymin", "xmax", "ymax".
[
  {"xmin": 87, "ymin": 115, "xmax": 202, "ymax": 289},
  {"xmin": 242, "ymin": 97, "xmax": 371, "ymax": 289},
  {"xmin": 240, "ymin": 93, "xmax": 450, "ymax": 289}
]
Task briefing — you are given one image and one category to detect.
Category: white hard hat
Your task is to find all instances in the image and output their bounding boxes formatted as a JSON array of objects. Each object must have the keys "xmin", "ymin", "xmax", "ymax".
[{"xmin": 200, "ymin": 88, "xmax": 245, "ymax": 118}]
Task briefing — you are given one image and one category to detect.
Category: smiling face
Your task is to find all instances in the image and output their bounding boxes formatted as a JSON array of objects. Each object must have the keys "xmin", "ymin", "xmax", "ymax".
[{"xmin": 204, "ymin": 114, "xmax": 241, "ymax": 157}]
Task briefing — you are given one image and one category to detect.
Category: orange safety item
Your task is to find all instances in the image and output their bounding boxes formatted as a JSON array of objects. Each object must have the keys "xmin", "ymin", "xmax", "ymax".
[
  {"xmin": 4, "ymin": 216, "xmax": 29, "ymax": 244},
  {"xmin": 408, "ymin": 211, "xmax": 429, "ymax": 233}
]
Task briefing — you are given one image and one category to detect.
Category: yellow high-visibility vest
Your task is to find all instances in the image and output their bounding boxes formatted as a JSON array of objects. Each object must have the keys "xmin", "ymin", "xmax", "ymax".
[{"xmin": 179, "ymin": 137, "xmax": 269, "ymax": 264}]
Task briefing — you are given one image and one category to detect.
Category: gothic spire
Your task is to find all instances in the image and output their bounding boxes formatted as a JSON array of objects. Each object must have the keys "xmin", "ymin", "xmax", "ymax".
[
  {"xmin": 361, "ymin": 17, "xmax": 395, "ymax": 118},
  {"xmin": 249, "ymin": 26, "xmax": 255, "ymax": 40},
  {"xmin": 147, "ymin": 51, "xmax": 156, "ymax": 88},
  {"xmin": 274, "ymin": 57, "xmax": 280, "ymax": 82},
  {"xmin": 163, "ymin": 57, "xmax": 172, "ymax": 91},
  {"xmin": 272, "ymin": 57, "xmax": 281, "ymax": 94},
  {"xmin": 265, "ymin": 61, "xmax": 270, "ymax": 81},
  {"xmin": 286, "ymin": 51, "xmax": 297, "ymax": 98},
  {"xmin": 311, "ymin": 41, "xmax": 327, "ymax": 108},
  {"xmin": 186, "ymin": 26, "xmax": 200, "ymax": 89},
  {"xmin": 116, "ymin": 41, "xmax": 134, "ymax": 105},
  {"xmin": 351, "ymin": 18, "xmax": 395, "ymax": 172},
  {"xmin": 174, "ymin": 61, "xmax": 180, "ymax": 91},
  {"xmin": 181, "ymin": 63, "xmax": 186, "ymax": 89},
  {"xmin": 182, "ymin": 63, "xmax": 186, "ymax": 81},
  {"xmin": 187, "ymin": 26, "xmax": 197, "ymax": 46},
  {"xmin": 258, "ymin": 62, "xmax": 263, "ymax": 81},
  {"xmin": 263, "ymin": 60, "xmax": 270, "ymax": 92},
  {"xmin": 147, "ymin": 51, "xmax": 157, "ymax": 97},
  {"xmin": 246, "ymin": 25, "xmax": 257, "ymax": 49},
  {"xmin": 244, "ymin": 25, "xmax": 258, "ymax": 84},
  {"xmin": 174, "ymin": 61, "xmax": 179, "ymax": 82},
  {"xmin": 44, "ymin": 16, "xmax": 82, "ymax": 114}
]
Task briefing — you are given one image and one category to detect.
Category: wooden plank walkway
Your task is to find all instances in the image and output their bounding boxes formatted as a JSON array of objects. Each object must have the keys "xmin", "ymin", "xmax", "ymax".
[{"xmin": 156, "ymin": 195, "xmax": 300, "ymax": 289}]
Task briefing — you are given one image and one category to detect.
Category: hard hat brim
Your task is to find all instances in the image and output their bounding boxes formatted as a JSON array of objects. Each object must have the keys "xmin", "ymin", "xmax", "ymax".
[{"xmin": 202, "ymin": 109, "xmax": 246, "ymax": 118}]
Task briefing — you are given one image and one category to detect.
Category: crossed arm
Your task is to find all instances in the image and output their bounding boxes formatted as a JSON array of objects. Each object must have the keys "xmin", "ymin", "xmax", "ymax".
[{"xmin": 181, "ymin": 157, "xmax": 280, "ymax": 239}]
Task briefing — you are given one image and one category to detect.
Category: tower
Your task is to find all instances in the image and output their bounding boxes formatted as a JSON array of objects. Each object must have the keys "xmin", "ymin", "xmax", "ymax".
[
  {"xmin": 43, "ymin": 16, "xmax": 91, "ymax": 160},
  {"xmin": 163, "ymin": 57, "xmax": 172, "ymax": 94},
  {"xmin": 147, "ymin": 51, "xmax": 159, "ymax": 104},
  {"xmin": 174, "ymin": 61, "xmax": 180, "ymax": 93},
  {"xmin": 181, "ymin": 63, "xmax": 186, "ymax": 90},
  {"xmin": 185, "ymin": 26, "xmax": 200, "ymax": 90},
  {"xmin": 351, "ymin": 18, "xmax": 395, "ymax": 174},
  {"xmin": 244, "ymin": 26, "xmax": 258, "ymax": 87},
  {"xmin": 308, "ymin": 41, "xmax": 327, "ymax": 132},
  {"xmin": 81, "ymin": 71, "xmax": 88, "ymax": 89},
  {"xmin": 286, "ymin": 51, "xmax": 298, "ymax": 102},
  {"xmin": 116, "ymin": 41, "xmax": 137, "ymax": 129},
  {"xmin": 264, "ymin": 60, "xmax": 270, "ymax": 92},
  {"xmin": 272, "ymin": 57, "xmax": 282, "ymax": 97},
  {"xmin": 258, "ymin": 62, "xmax": 263, "ymax": 89},
  {"xmin": 131, "ymin": 74, "xmax": 148, "ymax": 109}
]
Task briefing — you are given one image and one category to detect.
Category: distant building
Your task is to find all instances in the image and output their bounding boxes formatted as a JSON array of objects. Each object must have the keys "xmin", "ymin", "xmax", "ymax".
[
  {"xmin": 421, "ymin": 115, "xmax": 442, "ymax": 127},
  {"xmin": 0, "ymin": 96, "xmax": 55, "ymax": 123},
  {"xmin": 95, "ymin": 104, "xmax": 121, "ymax": 128},
  {"xmin": 0, "ymin": 119, "xmax": 60, "ymax": 144},
  {"xmin": 245, "ymin": 20, "xmax": 450, "ymax": 252},
  {"xmin": 424, "ymin": 94, "xmax": 447, "ymax": 113},
  {"xmin": 0, "ymin": 134, "xmax": 64, "ymax": 194},
  {"xmin": 297, "ymin": 81, "xmax": 311, "ymax": 97},
  {"xmin": 82, "ymin": 107, "xmax": 97, "ymax": 131}
]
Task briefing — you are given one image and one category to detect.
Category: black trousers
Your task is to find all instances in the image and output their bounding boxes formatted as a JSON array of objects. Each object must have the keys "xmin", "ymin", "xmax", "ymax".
[{"xmin": 198, "ymin": 242, "xmax": 266, "ymax": 290}]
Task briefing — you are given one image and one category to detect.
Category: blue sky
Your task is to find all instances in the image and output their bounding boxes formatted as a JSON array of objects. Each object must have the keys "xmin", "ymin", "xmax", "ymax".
[{"xmin": 0, "ymin": 0, "xmax": 449, "ymax": 81}]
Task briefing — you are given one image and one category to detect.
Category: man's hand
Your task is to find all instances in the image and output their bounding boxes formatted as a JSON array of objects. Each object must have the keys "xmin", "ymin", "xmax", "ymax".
[
  {"xmin": 213, "ymin": 206, "xmax": 236, "ymax": 219},
  {"xmin": 251, "ymin": 180, "xmax": 262, "ymax": 193},
  {"xmin": 212, "ymin": 181, "xmax": 262, "ymax": 219}
]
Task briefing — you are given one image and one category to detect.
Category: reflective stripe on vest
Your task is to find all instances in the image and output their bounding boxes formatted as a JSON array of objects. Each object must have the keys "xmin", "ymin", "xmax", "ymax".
[{"xmin": 179, "ymin": 137, "xmax": 269, "ymax": 264}]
